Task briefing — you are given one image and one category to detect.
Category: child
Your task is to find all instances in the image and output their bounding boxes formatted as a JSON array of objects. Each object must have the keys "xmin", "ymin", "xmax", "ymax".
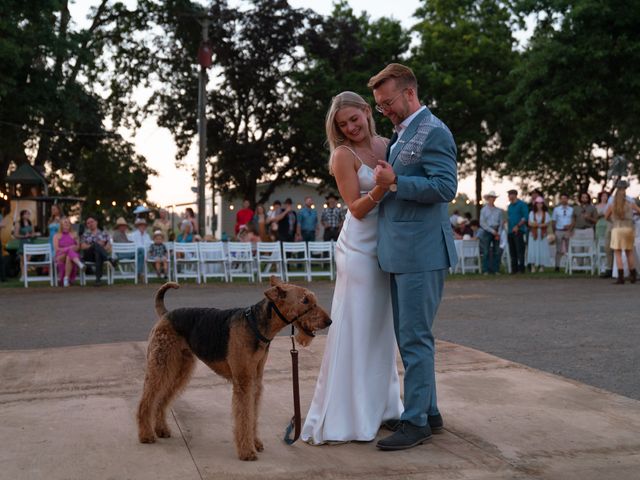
[{"xmin": 148, "ymin": 230, "xmax": 169, "ymax": 279}]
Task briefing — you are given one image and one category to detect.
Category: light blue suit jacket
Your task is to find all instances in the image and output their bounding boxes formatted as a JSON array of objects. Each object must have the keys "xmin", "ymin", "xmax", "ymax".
[{"xmin": 377, "ymin": 107, "xmax": 458, "ymax": 273}]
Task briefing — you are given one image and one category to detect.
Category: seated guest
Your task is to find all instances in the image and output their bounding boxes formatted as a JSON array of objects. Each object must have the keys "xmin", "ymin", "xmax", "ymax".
[
  {"xmin": 80, "ymin": 216, "xmax": 116, "ymax": 285},
  {"xmin": 132, "ymin": 217, "xmax": 152, "ymax": 282},
  {"xmin": 53, "ymin": 217, "xmax": 84, "ymax": 287},
  {"xmin": 152, "ymin": 208, "xmax": 172, "ymax": 241},
  {"xmin": 177, "ymin": 221, "xmax": 194, "ymax": 243},
  {"xmin": 112, "ymin": 217, "xmax": 132, "ymax": 243},
  {"xmin": 148, "ymin": 230, "xmax": 169, "ymax": 279}
]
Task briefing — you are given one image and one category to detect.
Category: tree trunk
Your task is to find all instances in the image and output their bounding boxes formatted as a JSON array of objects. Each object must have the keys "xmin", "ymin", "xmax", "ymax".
[{"xmin": 475, "ymin": 144, "xmax": 483, "ymax": 219}]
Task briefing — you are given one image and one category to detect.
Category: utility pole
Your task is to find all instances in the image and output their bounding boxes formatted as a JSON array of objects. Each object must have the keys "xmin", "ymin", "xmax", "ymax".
[{"xmin": 197, "ymin": 18, "xmax": 211, "ymax": 236}]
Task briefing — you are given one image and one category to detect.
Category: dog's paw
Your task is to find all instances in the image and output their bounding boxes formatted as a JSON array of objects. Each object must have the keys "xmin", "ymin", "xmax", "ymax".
[
  {"xmin": 254, "ymin": 438, "xmax": 264, "ymax": 452},
  {"xmin": 138, "ymin": 434, "xmax": 157, "ymax": 444},
  {"xmin": 155, "ymin": 426, "xmax": 171, "ymax": 438},
  {"xmin": 238, "ymin": 450, "xmax": 258, "ymax": 461}
]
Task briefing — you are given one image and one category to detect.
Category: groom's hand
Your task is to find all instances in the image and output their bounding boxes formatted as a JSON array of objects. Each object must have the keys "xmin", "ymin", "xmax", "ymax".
[{"xmin": 374, "ymin": 160, "xmax": 396, "ymax": 189}]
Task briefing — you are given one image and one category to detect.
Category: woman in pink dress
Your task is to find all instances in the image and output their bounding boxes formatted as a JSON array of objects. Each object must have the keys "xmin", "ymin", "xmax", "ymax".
[{"xmin": 53, "ymin": 218, "xmax": 84, "ymax": 287}]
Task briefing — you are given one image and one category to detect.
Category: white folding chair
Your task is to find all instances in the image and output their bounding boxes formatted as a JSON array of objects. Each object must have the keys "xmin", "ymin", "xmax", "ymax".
[
  {"xmin": 282, "ymin": 242, "xmax": 310, "ymax": 282},
  {"xmin": 198, "ymin": 241, "xmax": 228, "ymax": 283},
  {"xmin": 307, "ymin": 241, "xmax": 334, "ymax": 280},
  {"xmin": 22, "ymin": 243, "xmax": 55, "ymax": 287},
  {"xmin": 566, "ymin": 238, "xmax": 595, "ymax": 275},
  {"xmin": 226, "ymin": 242, "xmax": 255, "ymax": 282},
  {"xmin": 111, "ymin": 243, "xmax": 140, "ymax": 284},
  {"xmin": 173, "ymin": 243, "xmax": 201, "ymax": 283},
  {"xmin": 255, "ymin": 242, "xmax": 284, "ymax": 281},
  {"xmin": 460, "ymin": 239, "xmax": 481, "ymax": 274}
]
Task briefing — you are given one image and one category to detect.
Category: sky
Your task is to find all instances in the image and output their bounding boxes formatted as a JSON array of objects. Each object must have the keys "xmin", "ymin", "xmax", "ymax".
[{"xmin": 69, "ymin": 1, "xmax": 638, "ymax": 209}]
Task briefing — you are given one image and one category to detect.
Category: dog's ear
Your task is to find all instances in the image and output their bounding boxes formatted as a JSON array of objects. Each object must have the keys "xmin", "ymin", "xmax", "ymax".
[
  {"xmin": 264, "ymin": 285, "xmax": 286, "ymax": 302},
  {"xmin": 269, "ymin": 275, "xmax": 283, "ymax": 287}
]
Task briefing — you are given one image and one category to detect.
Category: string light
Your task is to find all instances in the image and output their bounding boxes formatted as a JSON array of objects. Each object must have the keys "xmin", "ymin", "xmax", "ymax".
[
  {"xmin": 337, "ymin": 203, "xmax": 342, "ymax": 208},
  {"xmin": 112, "ymin": 201, "xmax": 116, "ymax": 206},
  {"xmin": 297, "ymin": 204, "xmax": 302, "ymax": 209},
  {"xmin": 323, "ymin": 203, "xmax": 328, "ymax": 209},
  {"xmin": 229, "ymin": 205, "xmax": 234, "ymax": 210},
  {"xmin": 96, "ymin": 200, "xmax": 101, "ymax": 205},
  {"xmin": 127, "ymin": 201, "xmax": 132, "ymax": 207},
  {"xmin": 311, "ymin": 205, "xmax": 315, "ymax": 209},
  {"xmin": 479, "ymin": 200, "xmax": 484, "ymax": 205},
  {"xmin": 452, "ymin": 199, "xmax": 457, "ymax": 204},
  {"xmin": 465, "ymin": 199, "xmax": 470, "ymax": 205}
]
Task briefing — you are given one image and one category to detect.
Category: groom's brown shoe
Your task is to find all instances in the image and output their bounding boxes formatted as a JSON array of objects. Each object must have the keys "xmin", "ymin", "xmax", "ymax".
[
  {"xmin": 382, "ymin": 414, "xmax": 444, "ymax": 433},
  {"xmin": 377, "ymin": 421, "xmax": 431, "ymax": 451}
]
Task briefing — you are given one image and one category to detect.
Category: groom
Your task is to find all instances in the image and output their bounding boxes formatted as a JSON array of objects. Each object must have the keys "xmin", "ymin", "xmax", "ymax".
[{"xmin": 369, "ymin": 63, "xmax": 458, "ymax": 450}]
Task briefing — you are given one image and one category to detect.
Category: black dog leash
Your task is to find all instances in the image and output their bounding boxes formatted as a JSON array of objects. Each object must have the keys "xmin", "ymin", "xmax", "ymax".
[
  {"xmin": 283, "ymin": 326, "xmax": 300, "ymax": 445},
  {"xmin": 244, "ymin": 303, "xmax": 310, "ymax": 444}
]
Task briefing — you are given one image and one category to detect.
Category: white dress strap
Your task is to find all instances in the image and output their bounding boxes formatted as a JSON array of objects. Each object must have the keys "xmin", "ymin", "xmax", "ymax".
[{"xmin": 334, "ymin": 145, "xmax": 364, "ymax": 166}]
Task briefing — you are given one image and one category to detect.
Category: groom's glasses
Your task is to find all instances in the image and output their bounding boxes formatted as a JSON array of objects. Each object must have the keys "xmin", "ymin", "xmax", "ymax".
[{"xmin": 375, "ymin": 90, "xmax": 406, "ymax": 113}]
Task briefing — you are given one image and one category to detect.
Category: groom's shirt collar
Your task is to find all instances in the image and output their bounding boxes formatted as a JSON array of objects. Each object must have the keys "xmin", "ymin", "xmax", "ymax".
[
  {"xmin": 396, "ymin": 106, "xmax": 426, "ymax": 136},
  {"xmin": 390, "ymin": 106, "xmax": 426, "ymax": 154}
]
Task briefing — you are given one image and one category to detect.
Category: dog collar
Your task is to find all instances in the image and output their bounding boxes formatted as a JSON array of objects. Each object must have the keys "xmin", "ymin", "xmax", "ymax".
[
  {"xmin": 268, "ymin": 302, "xmax": 316, "ymax": 338},
  {"xmin": 244, "ymin": 307, "xmax": 272, "ymax": 345}
]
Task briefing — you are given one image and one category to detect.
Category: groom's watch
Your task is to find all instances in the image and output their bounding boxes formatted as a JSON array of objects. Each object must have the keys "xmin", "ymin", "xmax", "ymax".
[{"xmin": 389, "ymin": 175, "xmax": 398, "ymax": 192}]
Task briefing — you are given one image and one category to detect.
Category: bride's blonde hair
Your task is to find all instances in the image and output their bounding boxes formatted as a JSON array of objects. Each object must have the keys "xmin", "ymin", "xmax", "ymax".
[{"xmin": 325, "ymin": 91, "xmax": 377, "ymax": 173}]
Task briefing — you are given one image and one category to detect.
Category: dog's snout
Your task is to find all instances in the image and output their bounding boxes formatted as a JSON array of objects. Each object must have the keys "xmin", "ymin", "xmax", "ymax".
[{"xmin": 325, "ymin": 318, "xmax": 333, "ymax": 327}]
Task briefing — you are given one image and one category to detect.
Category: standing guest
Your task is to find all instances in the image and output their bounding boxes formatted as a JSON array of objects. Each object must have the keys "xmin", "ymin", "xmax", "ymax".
[
  {"xmin": 80, "ymin": 216, "xmax": 115, "ymax": 285},
  {"xmin": 507, "ymin": 189, "xmax": 529, "ymax": 274},
  {"xmin": 53, "ymin": 217, "xmax": 84, "ymax": 287},
  {"xmin": 449, "ymin": 209, "xmax": 461, "ymax": 228},
  {"xmin": 14, "ymin": 209, "xmax": 38, "ymax": 280},
  {"xmin": 266, "ymin": 200, "xmax": 281, "ymax": 241},
  {"xmin": 234, "ymin": 199, "xmax": 254, "ymax": 236},
  {"xmin": 148, "ymin": 230, "xmax": 169, "ymax": 279},
  {"xmin": 132, "ymin": 217, "xmax": 152, "ymax": 282},
  {"xmin": 551, "ymin": 193, "xmax": 574, "ymax": 272},
  {"xmin": 606, "ymin": 180, "xmax": 640, "ymax": 284},
  {"xmin": 273, "ymin": 198, "xmax": 297, "ymax": 242},
  {"xmin": 112, "ymin": 217, "xmax": 131, "ymax": 243},
  {"xmin": 572, "ymin": 192, "xmax": 598, "ymax": 241},
  {"xmin": 528, "ymin": 189, "xmax": 543, "ymax": 211},
  {"xmin": 297, "ymin": 196, "xmax": 318, "ymax": 242},
  {"xmin": 478, "ymin": 191, "xmax": 503, "ymax": 274},
  {"xmin": 321, "ymin": 193, "xmax": 344, "ymax": 241},
  {"xmin": 595, "ymin": 191, "xmax": 612, "ymax": 278},
  {"xmin": 152, "ymin": 208, "xmax": 172, "ymax": 241},
  {"xmin": 252, "ymin": 203, "xmax": 269, "ymax": 241},
  {"xmin": 527, "ymin": 197, "xmax": 551, "ymax": 272},
  {"xmin": 183, "ymin": 207, "xmax": 198, "ymax": 235},
  {"xmin": 47, "ymin": 204, "xmax": 63, "ymax": 251}
]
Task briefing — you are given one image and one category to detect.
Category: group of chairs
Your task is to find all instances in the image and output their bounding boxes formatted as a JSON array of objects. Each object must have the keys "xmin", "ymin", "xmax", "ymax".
[
  {"xmin": 21, "ymin": 241, "xmax": 336, "ymax": 287},
  {"xmin": 452, "ymin": 237, "xmax": 611, "ymax": 275}
]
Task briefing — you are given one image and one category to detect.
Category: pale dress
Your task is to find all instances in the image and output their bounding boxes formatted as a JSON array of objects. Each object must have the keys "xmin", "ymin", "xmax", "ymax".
[{"xmin": 301, "ymin": 148, "xmax": 403, "ymax": 445}]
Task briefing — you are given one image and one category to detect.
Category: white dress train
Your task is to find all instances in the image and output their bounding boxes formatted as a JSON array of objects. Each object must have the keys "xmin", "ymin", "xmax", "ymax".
[{"xmin": 301, "ymin": 154, "xmax": 403, "ymax": 445}]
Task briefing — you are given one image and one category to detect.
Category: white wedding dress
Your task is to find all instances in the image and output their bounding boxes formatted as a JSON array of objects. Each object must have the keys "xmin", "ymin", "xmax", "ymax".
[{"xmin": 301, "ymin": 150, "xmax": 403, "ymax": 444}]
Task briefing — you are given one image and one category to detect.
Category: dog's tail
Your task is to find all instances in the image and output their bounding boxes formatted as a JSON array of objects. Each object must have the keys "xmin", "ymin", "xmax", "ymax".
[{"xmin": 155, "ymin": 282, "xmax": 180, "ymax": 317}]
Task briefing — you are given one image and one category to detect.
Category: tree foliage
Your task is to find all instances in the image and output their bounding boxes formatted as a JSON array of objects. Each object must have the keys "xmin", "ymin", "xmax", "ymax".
[
  {"xmin": 411, "ymin": 0, "xmax": 519, "ymax": 214},
  {"xmin": 505, "ymin": 0, "xmax": 640, "ymax": 195},
  {"xmin": 0, "ymin": 0, "xmax": 155, "ymax": 219}
]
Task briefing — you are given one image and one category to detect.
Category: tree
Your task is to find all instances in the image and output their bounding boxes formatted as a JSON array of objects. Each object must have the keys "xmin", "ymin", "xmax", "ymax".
[
  {"xmin": 146, "ymin": 0, "xmax": 315, "ymax": 206},
  {"xmin": 0, "ymin": 0, "xmax": 155, "ymax": 214},
  {"xmin": 505, "ymin": 0, "xmax": 640, "ymax": 195},
  {"xmin": 411, "ymin": 0, "xmax": 519, "ymax": 216}
]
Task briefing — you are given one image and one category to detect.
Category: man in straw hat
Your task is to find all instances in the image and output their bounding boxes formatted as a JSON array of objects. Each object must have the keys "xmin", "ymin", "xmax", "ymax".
[
  {"xmin": 112, "ymin": 217, "xmax": 132, "ymax": 244},
  {"xmin": 479, "ymin": 191, "xmax": 504, "ymax": 275}
]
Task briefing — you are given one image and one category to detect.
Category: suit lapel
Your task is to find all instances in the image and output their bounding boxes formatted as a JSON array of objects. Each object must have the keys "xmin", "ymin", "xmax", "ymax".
[
  {"xmin": 389, "ymin": 108, "xmax": 430, "ymax": 167},
  {"xmin": 386, "ymin": 132, "xmax": 398, "ymax": 161}
]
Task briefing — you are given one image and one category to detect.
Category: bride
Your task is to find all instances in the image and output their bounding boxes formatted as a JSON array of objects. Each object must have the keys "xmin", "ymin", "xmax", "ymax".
[{"xmin": 301, "ymin": 91, "xmax": 403, "ymax": 444}]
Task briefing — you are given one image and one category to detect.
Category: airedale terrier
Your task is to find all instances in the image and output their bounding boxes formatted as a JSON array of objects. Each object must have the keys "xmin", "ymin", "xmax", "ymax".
[{"xmin": 136, "ymin": 276, "xmax": 332, "ymax": 461}]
